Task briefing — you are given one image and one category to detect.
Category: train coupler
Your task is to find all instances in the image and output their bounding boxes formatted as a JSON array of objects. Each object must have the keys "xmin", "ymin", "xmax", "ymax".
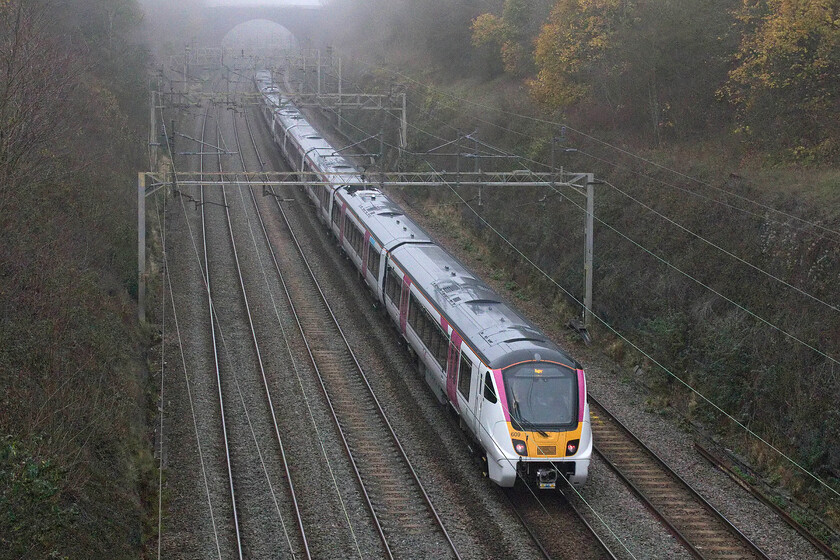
[{"xmin": 536, "ymin": 468, "xmax": 558, "ymax": 490}]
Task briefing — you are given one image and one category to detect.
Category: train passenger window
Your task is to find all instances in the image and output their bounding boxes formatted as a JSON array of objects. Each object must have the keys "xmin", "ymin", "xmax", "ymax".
[
  {"xmin": 408, "ymin": 295, "xmax": 420, "ymax": 329},
  {"xmin": 352, "ymin": 225, "xmax": 364, "ymax": 256},
  {"xmin": 483, "ymin": 372, "xmax": 498, "ymax": 403},
  {"xmin": 458, "ymin": 354, "xmax": 472, "ymax": 401},
  {"xmin": 342, "ymin": 215, "xmax": 365, "ymax": 257},
  {"xmin": 384, "ymin": 267, "xmax": 401, "ymax": 303},
  {"xmin": 423, "ymin": 312, "xmax": 434, "ymax": 348},
  {"xmin": 423, "ymin": 310, "xmax": 435, "ymax": 354},
  {"xmin": 367, "ymin": 243, "xmax": 380, "ymax": 276},
  {"xmin": 343, "ymin": 215, "xmax": 352, "ymax": 247},
  {"xmin": 430, "ymin": 314, "xmax": 447, "ymax": 369},
  {"xmin": 424, "ymin": 316, "xmax": 437, "ymax": 352},
  {"xmin": 407, "ymin": 295, "xmax": 447, "ymax": 370},
  {"xmin": 408, "ymin": 296, "xmax": 427, "ymax": 342}
]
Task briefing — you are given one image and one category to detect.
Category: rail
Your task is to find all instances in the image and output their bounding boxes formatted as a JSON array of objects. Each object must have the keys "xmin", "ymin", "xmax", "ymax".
[{"xmin": 589, "ymin": 394, "xmax": 769, "ymax": 560}]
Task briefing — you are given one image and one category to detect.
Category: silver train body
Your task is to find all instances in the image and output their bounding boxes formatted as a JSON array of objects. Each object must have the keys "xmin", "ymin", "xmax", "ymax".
[{"xmin": 254, "ymin": 72, "xmax": 591, "ymax": 488}]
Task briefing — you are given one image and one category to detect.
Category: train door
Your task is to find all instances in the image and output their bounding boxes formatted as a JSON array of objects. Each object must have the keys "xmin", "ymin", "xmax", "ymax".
[
  {"xmin": 339, "ymin": 203, "xmax": 347, "ymax": 244},
  {"xmin": 399, "ymin": 277, "xmax": 411, "ymax": 334},
  {"xmin": 362, "ymin": 231, "xmax": 371, "ymax": 278},
  {"xmin": 445, "ymin": 333, "xmax": 463, "ymax": 412},
  {"xmin": 470, "ymin": 360, "xmax": 482, "ymax": 434},
  {"xmin": 478, "ymin": 369, "xmax": 499, "ymax": 449}
]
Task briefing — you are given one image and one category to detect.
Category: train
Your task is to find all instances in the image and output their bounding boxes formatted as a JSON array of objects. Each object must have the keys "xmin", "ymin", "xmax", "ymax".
[{"xmin": 253, "ymin": 70, "xmax": 591, "ymax": 489}]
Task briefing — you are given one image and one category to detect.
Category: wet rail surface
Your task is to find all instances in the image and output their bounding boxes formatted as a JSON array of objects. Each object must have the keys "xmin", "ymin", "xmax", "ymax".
[
  {"xmin": 191, "ymin": 102, "xmax": 313, "ymax": 558},
  {"xmin": 504, "ymin": 485, "xmax": 618, "ymax": 560},
  {"xmin": 589, "ymin": 395, "xmax": 770, "ymax": 560},
  {"xmin": 239, "ymin": 103, "xmax": 461, "ymax": 559}
]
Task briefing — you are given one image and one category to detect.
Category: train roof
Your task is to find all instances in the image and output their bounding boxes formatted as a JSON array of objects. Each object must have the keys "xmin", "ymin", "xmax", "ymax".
[
  {"xmin": 338, "ymin": 187, "xmax": 433, "ymax": 249},
  {"xmin": 391, "ymin": 243, "xmax": 578, "ymax": 371},
  {"xmin": 260, "ymin": 82, "xmax": 577, "ymax": 372}
]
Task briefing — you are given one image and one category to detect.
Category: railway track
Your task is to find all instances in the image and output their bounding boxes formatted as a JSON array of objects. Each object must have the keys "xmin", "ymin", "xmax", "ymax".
[
  {"xmin": 215, "ymin": 106, "xmax": 313, "ymax": 558},
  {"xmin": 233, "ymin": 103, "xmax": 460, "ymax": 559},
  {"xmin": 188, "ymin": 102, "xmax": 312, "ymax": 558},
  {"xmin": 196, "ymin": 102, "xmax": 243, "ymax": 559},
  {"xmin": 262, "ymin": 84, "xmax": 639, "ymax": 560},
  {"xmin": 175, "ymin": 72, "xmax": 800, "ymax": 560},
  {"xmin": 504, "ymin": 485, "xmax": 618, "ymax": 560},
  {"xmin": 589, "ymin": 395, "xmax": 769, "ymax": 559}
]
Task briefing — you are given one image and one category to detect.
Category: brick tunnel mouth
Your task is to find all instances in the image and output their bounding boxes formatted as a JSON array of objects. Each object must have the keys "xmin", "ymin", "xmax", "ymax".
[
  {"xmin": 220, "ymin": 19, "xmax": 297, "ymax": 50},
  {"xmin": 204, "ymin": 4, "xmax": 322, "ymax": 48}
]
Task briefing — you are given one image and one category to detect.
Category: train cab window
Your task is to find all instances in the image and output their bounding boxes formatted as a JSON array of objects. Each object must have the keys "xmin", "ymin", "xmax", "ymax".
[
  {"xmin": 385, "ymin": 266, "xmax": 401, "ymax": 303},
  {"xmin": 483, "ymin": 372, "xmax": 498, "ymax": 404},
  {"xmin": 458, "ymin": 354, "xmax": 472, "ymax": 401},
  {"xmin": 503, "ymin": 363, "xmax": 576, "ymax": 428}
]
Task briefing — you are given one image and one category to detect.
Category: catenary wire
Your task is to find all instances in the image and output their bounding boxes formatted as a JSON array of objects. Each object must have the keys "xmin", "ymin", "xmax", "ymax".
[
  {"xmin": 350, "ymin": 56, "xmax": 840, "ymax": 240},
  {"xmin": 299, "ymin": 88, "xmax": 643, "ymax": 551},
  {"xmin": 214, "ymin": 123, "xmax": 303, "ymax": 557},
  {"xmin": 410, "ymin": 159, "xmax": 637, "ymax": 560},
  {"xmin": 315, "ymin": 98, "xmax": 840, "ymax": 498},
  {"xmin": 154, "ymin": 175, "xmax": 166, "ymax": 560},
  {"xmin": 330, "ymin": 72, "xmax": 840, "ymax": 319},
  {"xmin": 336, "ymin": 65, "xmax": 840, "ymax": 248},
  {"xmin": 157, "ymin": 109, "xmax": 224, "ymax": 560},
  {"xmin": 233, "ymin": 105, "xmax": 365, "ymax": 557},
  {"xmin": 601, "ymin": 178, "xmax": 840, "ymax": 313},
  {"xmin": 560, "ymin": 476, "xmax": 639, "ymax": 560},
  {"xmin": 544, "ymin": 181, "xmax": 840, "ymax": 368},
  {"xmin": 454, "ymin": 171, "xmax": 840, "ymax": 499},
  {"xmin": 272, "ymin": 70, "xmax": 637, "ymax": 556},
  {"xmin": 169, "ymin": 197, "xmax": 225, "ymax": 560},
  {"xmin": 170, "ymin": 101, "xmax": 292, "ymax": 556}
]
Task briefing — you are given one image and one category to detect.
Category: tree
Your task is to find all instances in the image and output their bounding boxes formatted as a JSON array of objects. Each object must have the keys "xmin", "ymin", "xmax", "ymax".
[
  {"xmin": 471, "ymin": 0, "xmax": 535, "ymax": 76},
  {"xmin": 530, "ymin": 0, "xmax": 629, "ymax": 109},
  {"xmin": 722, "ymin": 0, "xmax": 840, "ymax": 160},
  {"xmin": 0, "ymin": 0, "xmax": 150, "ymax": 556},
  {"xmin": 0, "ymin": 0, "xmax": 78, "ymax": 206},
  {"xmin": 530, "ymin": 0, "xmax": 739, "ymax": 142}
]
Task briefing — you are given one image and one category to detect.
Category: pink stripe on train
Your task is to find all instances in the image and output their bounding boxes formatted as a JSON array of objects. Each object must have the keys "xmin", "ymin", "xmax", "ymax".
[
  {"xmin": 493, "ymin": 369, "xmax": 510, "ymax": 422},
  {"xmin": 577, "ymin": 369, "xmax": 586, "ymax": 423}
]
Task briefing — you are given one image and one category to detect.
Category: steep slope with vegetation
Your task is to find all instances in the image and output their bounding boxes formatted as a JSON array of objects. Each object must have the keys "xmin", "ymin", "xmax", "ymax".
[
  {"xmin": 0, "ymin": 0, "xmax": 152, "ymax": 557},
  {"xmin": 323, "ymin": 0, "xmax": 840, "ymax": 534}
]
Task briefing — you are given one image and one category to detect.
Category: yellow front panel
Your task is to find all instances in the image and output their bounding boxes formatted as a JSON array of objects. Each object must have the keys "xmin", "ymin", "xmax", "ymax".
[{"xmin": 507, "ymin": 423, "xmax": 584, "ymax": 458}]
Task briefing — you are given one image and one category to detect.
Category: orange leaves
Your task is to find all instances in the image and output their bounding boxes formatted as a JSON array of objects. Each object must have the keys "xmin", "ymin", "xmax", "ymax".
[
  {"xmin": 471, "ymin": 12, "xmax": 506, "ymax": 48},
  {"xmin": 724, "ymin": 0, "xmax": 840, "ymax": 159},
  {"xmin": 529, "ymin": 0, "xmax": 628, "ymax": 109},
  {"xmin": 470, "ymin": 0, "xmax": 535, "ymax": 76}
]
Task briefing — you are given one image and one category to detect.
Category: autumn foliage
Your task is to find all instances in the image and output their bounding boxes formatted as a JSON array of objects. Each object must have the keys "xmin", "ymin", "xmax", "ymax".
[
  {"xmin": 471, "ymin": 0, "xmax": 536, "ymax": 76},
  {"xmin": 469, "ymin": 0, "xmax": 840, "ymax": 159},
  {"xmin": 723, "ymin": 0, "xmax": 840, "ymax": 159},
  {"xmin": 0, "ymin": 0, "xmax": 151, "ymax": 557}
]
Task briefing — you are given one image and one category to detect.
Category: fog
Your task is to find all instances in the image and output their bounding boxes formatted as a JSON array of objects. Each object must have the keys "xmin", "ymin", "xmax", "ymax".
[
  {"xmin": 222, "ymin": 19, "xmax": 295, "ymax": 49},
  {"xmin": 205, "ymin": 0, "xmax": 323, "ymax": 5},
  {"xmin": 139, "ymin": 0, "xmax": 327, "ymax": 54}
]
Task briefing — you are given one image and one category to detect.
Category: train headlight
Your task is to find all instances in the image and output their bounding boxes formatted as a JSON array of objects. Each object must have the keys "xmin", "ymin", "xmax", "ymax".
[
  {"xmin": 512, "ymin": 439, "xmax": 528, "ymax": 456},
  {"xmin": 566, "ymin": 439, "xmax": 579, "ymax": 456}
]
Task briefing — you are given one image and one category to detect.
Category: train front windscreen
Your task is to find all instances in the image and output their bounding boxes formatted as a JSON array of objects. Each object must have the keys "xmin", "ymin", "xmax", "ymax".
[{"xmin": 503, "ymin": 362, "xmax": 578, "ymax": 431}]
